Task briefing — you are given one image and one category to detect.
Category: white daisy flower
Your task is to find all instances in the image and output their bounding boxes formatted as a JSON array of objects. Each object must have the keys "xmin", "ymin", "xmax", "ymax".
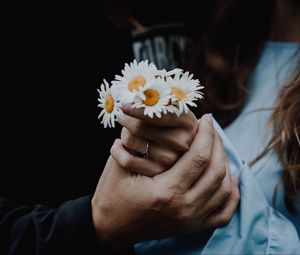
[
  {"xmin": 112, "ymin": 59, "xmax": 158, "ymax": 103},
  {"xmin": 166, "ymin": 72, "xmax": 204, "ymax": 115},
  {"xmin": 132, "ymin": 79, "xmax": 172, "ymax": 119},
  {"xmin": 97, "ymin": 79, "xmax": 122, "ymax": 128},
  {"xmin": 156, "ymin": 68, "xmax": 183, "ymax": 79}
]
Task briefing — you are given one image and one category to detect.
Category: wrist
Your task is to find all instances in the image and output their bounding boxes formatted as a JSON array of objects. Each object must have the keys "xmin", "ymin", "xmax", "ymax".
[
  {"xmin": 91, "ymin": 197, "xmax": 133, "ymax": 253},
  {"xmin": 91, "ymin": 196, "xmax": 113, "ymax": 244}
]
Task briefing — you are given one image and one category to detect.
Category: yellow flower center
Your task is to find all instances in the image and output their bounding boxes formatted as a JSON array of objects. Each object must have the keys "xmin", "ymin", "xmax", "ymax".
[
  {"xmin": 171, "ymin": 87, "xmax": 187, "ymax": 101},
  {"xmin": 105, "ymin": 95, "xmax": 114, "ymax": 113},
  {"xmin": 143, "ymin": 89, "xmax": 160, "ymax": 106},
  {"xmin": 128, "ymin": 75, "xmax": 146, "ymax": 91}
]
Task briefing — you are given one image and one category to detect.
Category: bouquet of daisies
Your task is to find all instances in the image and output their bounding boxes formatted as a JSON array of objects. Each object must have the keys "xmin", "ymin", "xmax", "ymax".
[{"xmin": 97, "ymin": 60, "xmax": 204, "ymax": 128}]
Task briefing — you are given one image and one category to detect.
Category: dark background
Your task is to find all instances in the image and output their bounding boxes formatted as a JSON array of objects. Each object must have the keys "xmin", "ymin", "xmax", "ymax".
[
  {"xmin": 2, "ymin": 0, "xmax": 210, "ymax": 207},
  {"xmin": 3, "ymin": 1, "xmax": 131, "ymax": 206}
]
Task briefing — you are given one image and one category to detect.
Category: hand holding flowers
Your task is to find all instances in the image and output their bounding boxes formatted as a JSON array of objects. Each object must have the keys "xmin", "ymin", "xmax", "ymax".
[
  {"xmin": 116, "ymin": 105, "xmax": 198, "ymax": 176},
  {"xmin": 93, "ymin": 61, "xmax": 239, "ymax": 249}
]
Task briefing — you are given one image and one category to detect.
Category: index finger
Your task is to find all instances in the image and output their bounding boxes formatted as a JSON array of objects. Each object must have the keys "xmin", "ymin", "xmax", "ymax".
[
  {"xmin": 122, "ymin": 103, "xmax": 195, "ymax": 128},
  {"xmin": 156, "ymin": 114, "xmax": 215, "ymax": 191}
]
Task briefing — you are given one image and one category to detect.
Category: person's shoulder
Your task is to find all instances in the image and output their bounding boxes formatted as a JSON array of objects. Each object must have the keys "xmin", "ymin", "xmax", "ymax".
[{"xmin": 266, "ymin": 207, "xmax": 300, "ymax": 254}]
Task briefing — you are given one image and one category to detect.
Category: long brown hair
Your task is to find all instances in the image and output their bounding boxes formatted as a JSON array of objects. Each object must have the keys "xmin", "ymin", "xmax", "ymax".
[
  {"xmin": 255, "ymin": 71, "xmax": 300, "ymax": 213},
  {"xmin": 274, "ymin": 71, "xmax": 300, "ymax": 213},
  {"xmin": 102, "ymin": 0, "xmax": 300, "ymax": 212},
  {"xmin": 190, "ymin": 0, "xmax": 275, "ymax": 125},
  {"xmin": 190, "ymin": 0, "xmax": 300, "ymax": 213}
]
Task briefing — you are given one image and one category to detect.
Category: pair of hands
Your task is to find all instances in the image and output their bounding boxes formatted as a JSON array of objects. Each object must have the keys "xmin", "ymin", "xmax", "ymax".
[{"xmin": 92, "ymin": 105, "xmax": 240, "ymax": 248}]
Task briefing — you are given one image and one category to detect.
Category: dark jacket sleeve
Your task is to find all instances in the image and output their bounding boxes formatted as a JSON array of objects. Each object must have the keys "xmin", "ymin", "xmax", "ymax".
[{"xmin": 0, "ymin": 195, "xmax": 133, "ymax": 255}]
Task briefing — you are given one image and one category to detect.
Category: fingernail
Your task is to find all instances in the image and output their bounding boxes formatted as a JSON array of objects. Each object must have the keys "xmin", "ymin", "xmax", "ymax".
[{"xmin": 122, "ymin": 103, "xmax": 131, "ymax": 113}]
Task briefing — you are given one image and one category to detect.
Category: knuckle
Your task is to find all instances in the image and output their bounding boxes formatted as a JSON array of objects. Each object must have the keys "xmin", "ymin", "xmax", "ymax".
[
  {"xmin": 151, "ymin": 183, "xmax": 188, "ymax": 211},
  {"xmin": 173, "ymin": 136, "xmax": 190, "ymax": 152},
  {"xmin": 185, "ymin": 132, "xmax": 195, "ymax": 147},
  {"xmin": 121, "ymin": 131, "xmax": 133, "ymax": 148},
  {"xmin": 121, "ymin": 154, "xmax": 134, "ymax": 169},
  {"xmin": 160, "ymin": 152, "xmax": 177, "ymax": 167},
  {"xmin": 221, "ymin": 184, "xmax": 232, "ymax": 201},
  {"xmin": 218, "ymin": 214, "xmax": 231, "ymax": 226},
  {"xmin": 130, "ymin": 121, "xmax": 144, "ymax": 136},
  {"xmin": 185, "ymin": 116, "xmax": 197, "ymax": 131},
  {"xmin": 177, "ymin": 208, "xmax": 193, "ymax": 222},
  {"xmin": 176, "ymin": 199, "xmax": 197, "ymax": 222},
  {"xmin": 151, "ymin": 188, "xmax": 175, "ymax": 210},
  {"xmin": 181, "ymin": 141, "xmax": 190, "ymax": 152},
  {"xmin": 159, "ymin": 157, "xmax": 172, "ymax": 168},
  {"xmin": 215, "ymin": 167, "xmax": 227, "ymax": 185},
  {"xmin": 192, "ymin": 154, "xmax": 209, "ymax": 170},
  {"xmin": 167, "ymin": 182, "xmax": 185, "ymax": 195}
]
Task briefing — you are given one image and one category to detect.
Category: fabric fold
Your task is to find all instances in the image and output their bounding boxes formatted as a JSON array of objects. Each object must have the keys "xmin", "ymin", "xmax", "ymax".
[{"xmin": 135, "ymin": 119, "xmax": 300, "ymax": 255}]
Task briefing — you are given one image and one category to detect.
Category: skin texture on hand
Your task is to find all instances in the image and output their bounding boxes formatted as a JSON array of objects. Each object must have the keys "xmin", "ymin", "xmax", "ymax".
[
  {"xmin": 117, "ymin": 104, "xmax": 199, "ymax": 175},
  {"xmin": 92, "ymin": 115, "xmax": 240, "ymax": 248}
]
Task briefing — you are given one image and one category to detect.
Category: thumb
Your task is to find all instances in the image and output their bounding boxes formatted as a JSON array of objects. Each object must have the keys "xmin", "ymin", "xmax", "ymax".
[{"xmin": 157, "ymin": 114, "xmax": 215, "ymax": 191}]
